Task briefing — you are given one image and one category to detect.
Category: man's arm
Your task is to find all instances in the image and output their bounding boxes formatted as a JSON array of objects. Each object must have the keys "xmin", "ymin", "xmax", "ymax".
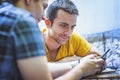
[
  {"xmin": 17, "ymin": 56, "xmax": 52, "ymax": 80},
  {"xmin": 57, "ymin": 56, "xmax": 82, "ymax": 62},
  {"xmin": 48, "ymin": 54, "xmax": 105, "ymax": 79},
  {"xmin": 55, "ymin": 54, "xmax": 105, "ymax": 80},
  {"xmin": 48, "ymin": 60, "xmax": 79, "ymax": 79},
  {"xmin": 56, "ymin": 47, "xmax": 101, "ymax": 63},
  {"xmin": 57, "ymin": 47, "xmax": 102, "ymax": 62}
]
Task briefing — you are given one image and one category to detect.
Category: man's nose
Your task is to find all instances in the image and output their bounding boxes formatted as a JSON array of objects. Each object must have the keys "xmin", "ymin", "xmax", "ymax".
[{"xmin": 64, "ymin": 27, "xmax": 72, "ymax": 35}]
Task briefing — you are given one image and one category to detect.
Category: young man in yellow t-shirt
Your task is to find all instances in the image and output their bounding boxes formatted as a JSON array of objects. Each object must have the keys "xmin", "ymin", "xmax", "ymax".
[
  {"xmin": 40, "ymin": 0, "xmax": 105, "ymax": 79},
  {"xmin": 42, "ymin": 0, "xmax": 101, "ymax": 62}
]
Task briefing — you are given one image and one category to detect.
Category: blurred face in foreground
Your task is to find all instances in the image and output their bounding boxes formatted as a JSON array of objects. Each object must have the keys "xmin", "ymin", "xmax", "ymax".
[{"xmin": 28, "ymin": 0, "xmax": 48, "ymax": 22}]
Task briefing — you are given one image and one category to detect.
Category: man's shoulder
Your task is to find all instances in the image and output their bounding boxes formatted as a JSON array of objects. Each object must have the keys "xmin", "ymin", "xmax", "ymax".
[
  {"xmin": 69, "ymin": 32, "xmax": 86, "ymax": 44},
  {"xmin": 71, "ymin": 32, "xmax": 82, "ymax": 39}
]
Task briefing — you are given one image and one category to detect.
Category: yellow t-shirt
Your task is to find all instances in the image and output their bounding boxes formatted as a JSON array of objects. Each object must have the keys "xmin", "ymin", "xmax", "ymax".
[{"xmin": 41, "ymin": 28, "xmax": 91, "ymax": 62}]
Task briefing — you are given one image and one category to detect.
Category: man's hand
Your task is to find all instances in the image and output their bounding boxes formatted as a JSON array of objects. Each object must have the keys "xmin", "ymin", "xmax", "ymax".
[{"xmin": 77, "ymin": 54, "xmax": 105, "ymax": 77}]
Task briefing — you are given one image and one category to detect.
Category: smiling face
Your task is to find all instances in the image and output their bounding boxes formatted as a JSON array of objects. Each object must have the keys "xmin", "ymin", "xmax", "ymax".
[{"xmin": 48, "ymin": 9, "xmax": 77, "ymax": 45}]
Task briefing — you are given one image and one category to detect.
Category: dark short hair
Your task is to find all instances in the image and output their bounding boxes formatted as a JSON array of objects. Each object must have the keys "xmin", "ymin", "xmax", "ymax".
[{"xmin": 46, "ymin": 0, "xmax": 79, "ymax": 25}]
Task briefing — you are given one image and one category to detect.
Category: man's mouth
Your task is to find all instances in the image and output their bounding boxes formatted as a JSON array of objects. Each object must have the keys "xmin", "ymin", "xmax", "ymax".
[{"xmin": 60, "ymin": 36, "xmax": 68, "ymax": 40}]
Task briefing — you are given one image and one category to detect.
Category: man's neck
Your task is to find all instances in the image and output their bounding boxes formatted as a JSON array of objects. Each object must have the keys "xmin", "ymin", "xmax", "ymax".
[
  {"xmin": 43, "ymin": 31, "xmax": 60, "ymax": 60},
  {"xmin": 44, "ymin": 31, "xmax": 60, "ymax": 51}
]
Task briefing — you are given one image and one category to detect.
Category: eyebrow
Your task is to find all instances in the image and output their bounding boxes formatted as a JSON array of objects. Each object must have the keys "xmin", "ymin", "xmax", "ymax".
[{"xmin": 59, "ymin": 22, "xmax": 76, "ymax": 27}]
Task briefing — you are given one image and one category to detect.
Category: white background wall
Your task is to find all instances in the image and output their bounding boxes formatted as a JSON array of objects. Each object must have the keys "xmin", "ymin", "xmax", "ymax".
[{"xmin": 39, "ymin": 0, "xmax": 120, "ymax": 35}]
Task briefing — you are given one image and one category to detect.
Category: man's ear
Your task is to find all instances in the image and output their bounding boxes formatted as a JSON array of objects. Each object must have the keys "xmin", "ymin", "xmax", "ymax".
[{"xmin": 44, "ymin": 19, "xmax": 51, "ymax": 28}]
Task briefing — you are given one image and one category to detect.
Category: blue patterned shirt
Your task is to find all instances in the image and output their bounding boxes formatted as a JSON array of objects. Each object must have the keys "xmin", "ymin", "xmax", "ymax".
[{"xmin": 0, "ymin": 2, "xmax": 45, "ymax": 80}]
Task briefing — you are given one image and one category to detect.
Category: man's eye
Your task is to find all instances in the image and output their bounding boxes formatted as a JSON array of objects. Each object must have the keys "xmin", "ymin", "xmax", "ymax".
[
  {"xmin": 59, "ymin": 24, "xmax": 67, "ymax": 28},
  {"xmin": 61, "ymin": 25, "xmax": 67, "ymax": 28},
  {"xmin": 71, "ymin": 26, "xmax": 75, "ymax": 30}
]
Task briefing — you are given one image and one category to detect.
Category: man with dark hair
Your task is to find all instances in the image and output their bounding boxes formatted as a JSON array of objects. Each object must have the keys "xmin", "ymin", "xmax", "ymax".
[
  {"xmin": 41, "ymin": 0, "xmax": 105, "ymax": 79},
  {"xmin": 44, "ymin": 0, "xmax": 101, "ymax": 62}
]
